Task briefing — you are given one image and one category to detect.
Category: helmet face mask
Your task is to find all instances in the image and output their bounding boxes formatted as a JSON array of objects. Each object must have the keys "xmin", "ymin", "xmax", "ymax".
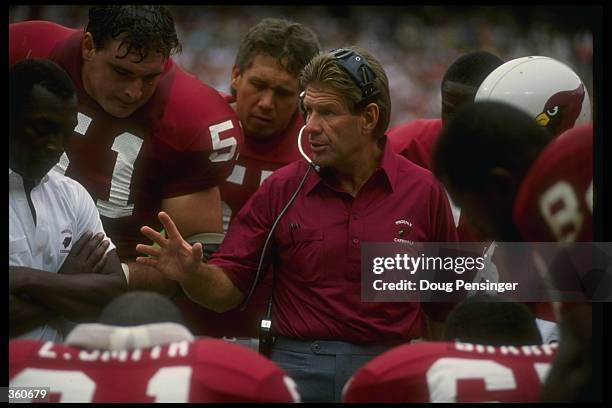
[{"xmin": 475, "ymin": 56, "xmax": 591, "ymax": 137}]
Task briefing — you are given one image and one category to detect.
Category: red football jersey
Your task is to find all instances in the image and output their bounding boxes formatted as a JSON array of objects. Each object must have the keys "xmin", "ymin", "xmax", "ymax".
[
  {"xmin": 9, "ymin": 337, "xmax": 300, "ymax": 402},
  {"xmin": 388, "ymin": 118, "xmax": 480, "ymax": 242},
  {"xmin": 513, "ymin": 124, "xmax": 593, "ymax": 243},
  {"xmin": 9, "ymin": 21, "xmax": 243, "ymax": 259},
  {"xmin": 177, "ymin": 95, "xmax": 306, "ymax": 338},
  {"xmin": 513, "ymin": 124, "xmax": 593, "ymax": 317},
  {"xmin": 388, "ymin": 118, "xmax": 442, "ymax": 170},
  {"xmin": 219, "ymin": 94, "xmax": 306, "ymax": 227},
  {"xmin": 343, "ymin": 341, "xmax": 557, "ymax": 403}
]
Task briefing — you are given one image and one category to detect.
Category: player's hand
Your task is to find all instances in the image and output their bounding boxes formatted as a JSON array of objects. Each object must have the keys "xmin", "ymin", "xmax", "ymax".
[
  {"xmin": 59, "ymin": 231, "xmax": 110, "ymax": 275},
  {"xmin": 135, "ymin": 211, "xmax": 204, "ymax": 283}
]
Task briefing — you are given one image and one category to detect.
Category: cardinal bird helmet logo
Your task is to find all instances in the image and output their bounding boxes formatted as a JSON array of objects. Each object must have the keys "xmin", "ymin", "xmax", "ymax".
[
  {"xmin": 475, "ymin": 56, "xmax": 591, "ymax": 137},
  {"xmin": 535, "ymin": 83, "xmax": 585, "ymax": 136}
]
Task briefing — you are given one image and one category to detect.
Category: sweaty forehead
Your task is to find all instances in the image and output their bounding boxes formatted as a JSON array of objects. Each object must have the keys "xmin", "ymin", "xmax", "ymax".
[
  {"xmin": 103, "ymin": 35, "xmax": 164, "ymax": 61},
  {"xmin": 109, "ymin": 48, "xmax": 166, "ymax": 74}
]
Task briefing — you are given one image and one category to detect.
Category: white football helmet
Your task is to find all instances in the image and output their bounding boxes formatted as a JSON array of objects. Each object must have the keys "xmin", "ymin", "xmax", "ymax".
[{"xmin": 475, "ymin": 56, "xmax": 591, "ymax": 137}]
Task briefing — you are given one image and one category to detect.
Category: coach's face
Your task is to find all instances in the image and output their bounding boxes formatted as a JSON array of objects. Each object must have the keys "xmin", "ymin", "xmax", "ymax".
[
  {"xmin": 10, "ymin": 85, "xmax": 78, "ymax": 183},
  {"xmin": 302, "ymin": 84, "xmax": 377, "ymax": 171},
  {"xmin": 81, "ymin": 33, "xmax": 165, "ymax": 118}
]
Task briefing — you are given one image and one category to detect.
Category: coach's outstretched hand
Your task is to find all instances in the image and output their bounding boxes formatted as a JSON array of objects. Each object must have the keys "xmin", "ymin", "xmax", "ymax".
[{"xmin": 136, "ymin": 211, "xmax": 204, "ymax": 283}]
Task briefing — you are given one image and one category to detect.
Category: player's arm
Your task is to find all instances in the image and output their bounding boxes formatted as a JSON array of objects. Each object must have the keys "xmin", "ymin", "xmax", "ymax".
[
  {"xmin": 10, "ymin": 266, "xmax": 126, "ymax": 322},
  {"xmin": 128, "ymin": 83, "xmax": 242, "ymax": 296},
  {"xmin": 9, "ymin": 292, "xmax": 56, "ymax": 338},
  {"xmin": 136, "ymin": 211, "xmax": 243, "ymax": 312},
  {"xmin": 163, "ymin": 187, "xmax": 225, "ymax": 237},
  {"xmin": 7, "ymin": 229, "xmax": 113, "ymax": 334},
  {"xmin": 126, "ymin": 187, "xmax": 225, "ymax": 296},
  {"xmin": 9, "ymin": 246, "xmax": 126, "ymax": 322}
]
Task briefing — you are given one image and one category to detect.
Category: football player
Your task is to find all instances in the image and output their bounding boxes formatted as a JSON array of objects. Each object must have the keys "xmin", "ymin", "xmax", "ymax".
[
  {"xmin": 175, "ymin": 18, "xmax": 320, "ymax": 338},
  {"xmin": 9, "ymin": 291, "xmax": 301, "ymax": 403},
  {"xmin": 220, "ymin": 18, "xmax": 320, "ymax": 230},
  {"xmin": 389, "ymin": 51, "xmax": 503, "ymax": 171},
  {"xmin": 9, "ymin": 6, "xmax": 244, "ymax": 297},
  {"xmin": 433, "ymin": 101, "xmax": 557, "ymax": 314},
  {"xmin": 343, "ymin": 298, "xmax": 555, "ymax": 402},
  {"xmin": 513, "ymin": 124, "xmax": 593, "ymax": 243},
  {"xmin": 459, "ymin": 55, "xmax": 592, "ymax": 339},
  {"xmin": 433, "ymin": 102, "xmax": 597, "ymax": 401},
  {"xmin": 512, "ymin": 123, "xmax": 597, "ymax": 401},
  {"xmin": 388, "ymin": 51, "xmax": 504, "ymax": 242}
]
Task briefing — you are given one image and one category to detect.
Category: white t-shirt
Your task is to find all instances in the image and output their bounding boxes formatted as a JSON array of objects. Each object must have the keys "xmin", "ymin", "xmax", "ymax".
[{"xmin": 9, "ymin": 168, "xmax": 116, "ymax": 342}]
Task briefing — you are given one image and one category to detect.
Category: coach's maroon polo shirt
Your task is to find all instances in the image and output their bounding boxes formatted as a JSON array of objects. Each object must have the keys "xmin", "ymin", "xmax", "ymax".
[{"xmin": 209, "ymin": 137, "xmax": 458, "ymax": 343}]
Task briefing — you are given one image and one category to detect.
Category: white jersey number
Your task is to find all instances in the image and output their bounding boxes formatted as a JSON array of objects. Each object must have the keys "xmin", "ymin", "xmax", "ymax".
[
  {"xmin": 426, "ymin": 357, "xmax": 551, "ymax": 402},
  {"xmin": 54, "ymin": 113, "xmax": 238, "ymax": 218},
  {"xmin": 96, "ymin": 132, "xmax": 144, "ymax": 218},
  {"xmin": 10, "ymin": 369, "xmax": 96, "ymax": 402},
  {"xmin": 221, "ymin": 164, "xmax": 273, "ymax": 233},
  {"xmin": 10, "ymin": 366, "xmax": 192, "ymax": 402},
  {"xmin": 146, "ymin": 366, "xmax": 192, "ymax": 402},
  {"xmin": 539, "ymin": 180, "xmax": 593, "ymax": 242},
  {"xmin": 209, "ymin": 120, "xmax": 238, "ymax": 163}
]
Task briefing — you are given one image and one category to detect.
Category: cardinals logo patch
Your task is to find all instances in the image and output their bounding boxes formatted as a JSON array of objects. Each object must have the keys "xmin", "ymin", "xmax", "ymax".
[
  {"xmin": 394, "ymin": 219, "xmax": 414, "ymax": 244},
  {"xmin": 60, "ymin": 228, "xmax": 73, "ymax": 253}
]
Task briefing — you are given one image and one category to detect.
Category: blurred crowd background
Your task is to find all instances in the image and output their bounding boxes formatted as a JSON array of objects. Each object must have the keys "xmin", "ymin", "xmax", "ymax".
[{"xmin": 10, "ymin": 5, "xmax": 597, "ymax": 128}]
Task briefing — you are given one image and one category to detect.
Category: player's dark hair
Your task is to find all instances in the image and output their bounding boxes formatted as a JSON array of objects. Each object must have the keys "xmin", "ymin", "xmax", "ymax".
[
  {"xmin": 9, "ymin": 58, "xmax": 76, "ymax": 120},
  {"xmin": 234, "ymin": 18, "xmax": 320, "ymax": 80},
  {"xmin": 86, "ymin": 5, "xmax": 181, "ymax": 62},
  {"xmin": 99, "ymin": 291, "xmax": 186, "ymax": 327},
  {"xmin": 442, "ymin": 51, "xmax": 503, "ymax": 90},
  {"xmin": 443, "ymin": 296, "xmax": 542, "ymax": 346},
  {"xmin": 432, "ymin": 101, "xmax": 554, "ymax": 192},
  {"xmin": 441, "ymin": 51, "xmax": 503, "ymax": 124}
]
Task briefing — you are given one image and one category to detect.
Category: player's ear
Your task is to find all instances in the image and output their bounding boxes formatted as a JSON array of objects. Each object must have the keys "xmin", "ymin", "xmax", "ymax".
[
  {"xmin": 82, "ymin": 32, "xmax": 96, "ymax": 60},
  {"xmin": 230, "ymin": 65, "xmax": 241, "ymax": 88}
]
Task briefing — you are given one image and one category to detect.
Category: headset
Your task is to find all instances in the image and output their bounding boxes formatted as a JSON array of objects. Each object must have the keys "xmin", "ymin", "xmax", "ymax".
[
  {"xmin": 240, "ymin": 48, "xmax": 380, "ymax": 356},
  {"xmin": 329, "ymin": 48, "xmax": 380, "ymax": 106}
]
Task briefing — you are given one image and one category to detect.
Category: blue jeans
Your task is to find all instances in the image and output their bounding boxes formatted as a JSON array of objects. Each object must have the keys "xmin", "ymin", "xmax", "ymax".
[{"xmin": 270, "ymin": 336, "xmax": 397, "ymax": 402}]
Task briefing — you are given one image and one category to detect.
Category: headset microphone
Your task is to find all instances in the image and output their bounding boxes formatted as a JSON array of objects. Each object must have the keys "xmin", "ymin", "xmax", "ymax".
[
  {"xmin": 297, "ymin": 124, "xmax": 321, "ymax": 173},
  {"xmin": 241, "ymin": 121, "xmax": 316, "ymax": 357}
]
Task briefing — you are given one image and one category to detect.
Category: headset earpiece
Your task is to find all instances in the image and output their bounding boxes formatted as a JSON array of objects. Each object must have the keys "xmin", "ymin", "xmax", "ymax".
[
  {"xmin": 330, "ymin": 48, "xmax": 380, "ymax": 105},
  {"xmin": 299, "ymin": 91, "xmax": 307, "ymax": 117}
]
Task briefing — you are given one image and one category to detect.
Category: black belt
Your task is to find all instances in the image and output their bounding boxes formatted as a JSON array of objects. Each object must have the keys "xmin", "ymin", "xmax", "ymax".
[{"xmin": 273, "ymin": 336, "xmax": 404, "ymax": 355}]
